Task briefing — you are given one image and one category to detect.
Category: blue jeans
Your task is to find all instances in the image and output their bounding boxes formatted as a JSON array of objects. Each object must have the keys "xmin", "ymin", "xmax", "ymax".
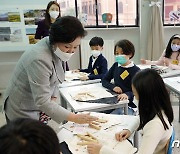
[{"xmin": 111, "ymin": 107, "xmax": 135, "ymax": 115}]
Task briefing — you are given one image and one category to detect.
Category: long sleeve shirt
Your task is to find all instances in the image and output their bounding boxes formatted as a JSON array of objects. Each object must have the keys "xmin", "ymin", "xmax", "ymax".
[
  {"xmin": 145, "ymin": 50, "xmax": 180, "ymax": 70},
  {"xmin": 100, "ymin": 113, "xmax": 173, "ymax": 154},
  {"xmin": 80, "ymin": 54, "xmax": 108, "ymax": 80},
  {"xmin": 101, "ymin": 62, "xmax": 140, "ymax": 107}
]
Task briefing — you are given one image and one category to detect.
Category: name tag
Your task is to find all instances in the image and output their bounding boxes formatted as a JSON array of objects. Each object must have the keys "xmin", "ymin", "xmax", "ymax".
[
  {"xmin": 120, "ymin": 70, "xmax": 129, "ymax": 80},
  {"xmin": 93, "ymin": 68, "xmax": 98, "ymax": 75},
  {"xmin": 171, "ymin": 60, "xmax": 179, "ymax": 65}
]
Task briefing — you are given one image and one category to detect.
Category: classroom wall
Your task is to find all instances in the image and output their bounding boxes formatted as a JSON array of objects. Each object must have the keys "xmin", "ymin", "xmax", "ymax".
[{"xmin": 0, "ymin": 0, "xmax": 180, "ymax": 91}]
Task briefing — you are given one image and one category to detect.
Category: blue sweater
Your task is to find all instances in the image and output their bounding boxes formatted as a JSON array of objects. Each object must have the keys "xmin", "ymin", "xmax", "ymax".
[
  {"xmin": 102, "ymin": 62, "xmax": 140, "ymax": 107},
  {"xmin": 80, "ymin": 54, "xmax": 108, "ymax": 80}
]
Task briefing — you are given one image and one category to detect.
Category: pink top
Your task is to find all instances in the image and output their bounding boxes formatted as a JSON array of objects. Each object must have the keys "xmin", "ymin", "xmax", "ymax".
[{"xmin": 146, "ymin": 50, "xmax": 180, "ymax": 70}]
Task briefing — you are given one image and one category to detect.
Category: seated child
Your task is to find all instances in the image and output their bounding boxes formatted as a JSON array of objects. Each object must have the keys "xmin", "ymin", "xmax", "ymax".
[
  {"xmin": 101, "ymin": 39, "xmax": 140, "ymax": 115},
  {"xmin": 141, "ymin": 34, "xmax": 180, "ymax": 69},
  {"xmin": 74, "ymin": 36, "xmax": 108, "ymax": 80},
  {"xmin": 87, "ymin": 69, "xmax": 174, "ymax": 154},
  {"xmin": 0, "ymin": 118, "xmax": 60, "ymax": 154}
]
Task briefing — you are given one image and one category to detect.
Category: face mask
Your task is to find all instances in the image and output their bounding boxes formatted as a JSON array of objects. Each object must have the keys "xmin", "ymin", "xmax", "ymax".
[
  {"xmin": 115, "ymin": 55, "xmax": 127, "ymax": 65},
  {"xmin": 171, "ymin": 44, "xmax": 180, "ymax": 52},
  {"xmin": 133, "ymin": 97, "xmax": 139, "ymax": 107},
  {"xmin": 54, "ymin": 47, "xmax": 74, "ymax": 61},
  {"xmin": 91, "ymin": 50, "xmax": 101, "ymax": 58},
  {"xmin": 49, "ymin": 11, "xmax": 59, "ymax": 19}
]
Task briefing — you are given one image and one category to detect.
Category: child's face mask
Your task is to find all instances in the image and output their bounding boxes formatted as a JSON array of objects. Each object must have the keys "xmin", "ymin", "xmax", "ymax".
[
  {"xmin": 91, "ymin": 50, "xmax": 101, "ymax": 58},
  {"xmin": 171, "ymin": 44, "xmax": 180, "ymax": 52},
  {"xmin": 115, "ymin": 55, "xmax": 128, "ymax": 65}
]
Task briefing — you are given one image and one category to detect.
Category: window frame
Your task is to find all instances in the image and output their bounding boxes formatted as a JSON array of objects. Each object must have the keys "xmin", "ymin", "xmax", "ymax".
[
  {"xmin": 162, "ymin": 0, "xmax": 180, "ymax": 26},
  {"xmin": 58, "ymin": 0, "xmax": 139, "ymax": 28}
]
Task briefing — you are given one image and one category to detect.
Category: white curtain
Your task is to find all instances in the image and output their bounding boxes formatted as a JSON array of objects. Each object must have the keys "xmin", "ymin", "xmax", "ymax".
[{"xmin": 147, "ymin": 0, "xmax": 165, "ymax": 60}]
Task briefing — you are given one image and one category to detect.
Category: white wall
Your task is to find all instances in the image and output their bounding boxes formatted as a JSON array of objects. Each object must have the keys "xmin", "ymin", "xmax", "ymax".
[{"xmin": 0, "ymin": 0, "xmax": 180, "ymax": 91}]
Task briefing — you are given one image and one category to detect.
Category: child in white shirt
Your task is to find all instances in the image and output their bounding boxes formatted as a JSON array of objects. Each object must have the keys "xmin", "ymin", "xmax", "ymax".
[
  {"xmin": 141, "ymin": 34, "xmax": 180, "ymax": 69},
  {"xmin": 87, "ymin": 69, "xmax": 174, "ymax": 154}
]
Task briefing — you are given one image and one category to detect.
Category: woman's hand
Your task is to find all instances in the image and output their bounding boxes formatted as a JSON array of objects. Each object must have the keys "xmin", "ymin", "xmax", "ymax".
[
  {"xmin": 87, "ymin": 143, "xmax": 102, "ymax": 154},
  {"xmin": 140, "ymin": 59, "xmax": 146, "ymax": 64},
  {"xmin": 67, "ymin": 113, "xmax": 98, "ymax": 124},
  {"xmin": 113, "ymin": 86, "xmax": 122, "ymax": 94},
  {"xmin": 117, "ymin": 93, "xmax": 128, "ymax": 101},
  {"xmin": 115, "ymin": 129, "xmax": 131, "ymax": 142}
]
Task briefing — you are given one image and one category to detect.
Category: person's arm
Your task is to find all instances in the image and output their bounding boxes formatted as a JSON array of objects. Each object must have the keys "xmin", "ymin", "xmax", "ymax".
[
  {"xmin": 79, "ymin": 57, "xmax": 91, "ymax": 73},
  {"xmin": 88, "ymin": 58, "xmax": 108, "ymax": 80},
  {"xmin": 145, "ymin": 51, "xmax": 165, "ymax": 65},
  {"xmin": 101, "ymin": 63, "xmax": 116, "ymax": 90},
  {"xmin": 26, "ymin": 59, "xmax": 71, "ymax": 123},
  {"xmin": 35, "ymin": 21, "xmax": 43, "ymax": 40},
  {"xmin": 51, "ymin": 85, "xmax": 59, "ymax": 98},
  {"xmin": 26, "ymin": 59, "xmax": 97, "ymax": 124},
  {"xmin": 124, "ymin": 91, "xmax": 134, "ymax": 102},
  {"xmin": 137, "ymin": 120, "xmax": 166, "ymax": 154}
]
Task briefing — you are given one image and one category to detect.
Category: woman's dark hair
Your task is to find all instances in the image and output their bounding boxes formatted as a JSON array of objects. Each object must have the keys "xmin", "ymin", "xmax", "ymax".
[
  {"xmin": 49, "ymin": 16, "xmax": 87, "ymax": 45},
  {"xmin": 89, "ymin": 36, "xmax": 104, "ymax": 47},
  {"xmin": 114, "ymin": 39, "xmax": 135, "ymax": 58},
  {"xmin": 132, "ymin": 69, "xmax": 174, "ymax": 131},
  {"xmin": 45, "ymin": 1, "xmax": 61, "ymax": 28},
  {"xmin": 0, "ymin": 118, "xmax": 60, "ymax": 154},
  {"xmin": 164, "ymin": 34, "xmax": 180, "ymax": 58}
]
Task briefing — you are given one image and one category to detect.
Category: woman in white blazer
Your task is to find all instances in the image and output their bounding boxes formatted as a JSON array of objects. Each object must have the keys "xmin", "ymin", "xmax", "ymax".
[{"xmin": 3, "ymin": 16, "xmax": 97, "ymax": 124}]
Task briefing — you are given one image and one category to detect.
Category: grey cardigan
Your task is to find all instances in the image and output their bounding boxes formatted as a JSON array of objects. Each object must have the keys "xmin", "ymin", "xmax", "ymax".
[{"xmin": 3, "ymin": 37, "xmax": 70, "ymax": 123}]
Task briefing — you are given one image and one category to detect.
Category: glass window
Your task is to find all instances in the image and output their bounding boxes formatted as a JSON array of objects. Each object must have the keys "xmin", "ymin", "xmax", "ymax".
[
  {"xmin": 57, "ymin": 0, "xmax": 76, "ymax": 16},
  {"xmin": 98, "ymin": 0, "xmax": 116, "ymax": 26},
  {"xmin": 118, "ymin": 0, "xmax": 137, "ymax": 25},
  {"xmin": 77, "ymin": 0, "xmax": 96, "ymax": 26},
  {"xmin": 163, "ymin": 0, "xmax": 180, "ymax": 26},
  {"xmin": 57, "ymin": 0, "xmax": 139, "ymax": 27},
  {"xmin": 118, "ymin": 1, "xmax": 123, "ymax": 14}
]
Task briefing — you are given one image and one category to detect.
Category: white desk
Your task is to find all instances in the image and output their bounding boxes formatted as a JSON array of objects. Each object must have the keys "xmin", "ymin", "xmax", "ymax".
[
  {"xmin": 59, "ymin": 78, "xmax": 101, "ymax": 88},
  {"xmin": 57, "ymin": 113, "xmax": 139, "ymax": 153},
  {"xmin": 59, "ymin": 83, "xmax": 128, "ymax": 113},
  {"xmin": 163, "ymin": 77, "xmax": 180, "ymax": 122},
  {"xmin": 59, "ymin": 71, "xmax": 101, "ymax": 88},
  {"xmin": 137, "ymin": 64, "xmax": 180, "ymax": 78}
]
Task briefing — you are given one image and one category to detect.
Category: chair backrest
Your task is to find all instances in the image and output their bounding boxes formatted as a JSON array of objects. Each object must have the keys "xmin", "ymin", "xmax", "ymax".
[{"xmin": 167, "ymin": 128, "xmax": 175, "ymax": 154}]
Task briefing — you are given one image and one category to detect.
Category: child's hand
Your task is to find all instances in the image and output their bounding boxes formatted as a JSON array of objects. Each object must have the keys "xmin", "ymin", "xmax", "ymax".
[
  {"xmin": 87, "ymin": 143, "xmax": 102, "ymax": 154},
  {"xmin": 140, "ymin": 59, "xmax": 146, "ymax": 64},
  {"xmin": 115, "ymin": 129, "xmax": 131, "ymax": 142},
  {"xmin": 113, "ymin": 87, "xmax": 122, "ymax": 94},
  {"xmin": 79, "ymin": 75, "xmax": 89, "ymax": 81},
  {"xmin": 117, "ymin": 94, "xmax": 128, "ymax": 101},
  {"xmin": 163, "ymin": 58, "xmax": 169, "ymax": 66},
  {"xmin": 72, "ymin": 69, "xmax": 80, "ymax": 73}
]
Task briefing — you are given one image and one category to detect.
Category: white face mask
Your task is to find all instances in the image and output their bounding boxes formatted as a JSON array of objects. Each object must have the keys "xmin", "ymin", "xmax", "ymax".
[
  {"xmin": 171, "ymin": 44, "xmax": 180, "ymax": 52},
  {"xmin": 49, "ymin": 11, "xmax": 59, "ymax": 19},
  {"xmin": 54, "ymin": 47, "xmax": 74, "ymax": 61},
  {"xmin": 133, "ymin": 96, "xmax": 139, "ymax": 107},
  {"xmin": 91, "ymin": 50, "xmax": 101, "ymax": 58}
]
